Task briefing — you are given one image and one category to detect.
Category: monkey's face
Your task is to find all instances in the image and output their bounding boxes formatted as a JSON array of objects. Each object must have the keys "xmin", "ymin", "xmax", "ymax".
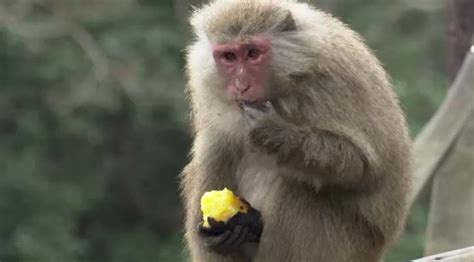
[{"xmin": 212, "ymin": 36, "xmax": 272, "ymax": 105}]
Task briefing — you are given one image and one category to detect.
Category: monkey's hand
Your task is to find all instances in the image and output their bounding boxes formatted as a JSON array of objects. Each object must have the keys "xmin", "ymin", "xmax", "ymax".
[
  {"xmin": 243, "ymin": 101, "xmax": 305, "ymax": 162},
  {"xmin": 198, "ymin": 210, "xmax": 261, "ymax": 254}
]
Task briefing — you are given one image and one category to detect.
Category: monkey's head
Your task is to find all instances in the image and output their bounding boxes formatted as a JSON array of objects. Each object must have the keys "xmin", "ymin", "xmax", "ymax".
[
  {"xmin": 210, "ymin": 34, "xmax": 272, "ymax": 105},
  {"xmin": 187, "ymin": 0, "xmax": 315, "ymax": 112}
]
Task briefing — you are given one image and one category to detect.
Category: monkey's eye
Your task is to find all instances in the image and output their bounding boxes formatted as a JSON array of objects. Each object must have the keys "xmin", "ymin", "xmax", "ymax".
[
  {"xmin": 222, "ymin": 52, "xmax": 237, "ymax": 62},
  {"xmin": 247, "ymin": 48, "xmax": 260, "ymax": 60}
]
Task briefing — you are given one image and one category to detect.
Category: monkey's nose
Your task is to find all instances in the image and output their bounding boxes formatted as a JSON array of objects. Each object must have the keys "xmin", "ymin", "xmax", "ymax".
[
  {"xmin": 237, "ymin": 84, "xmax": 251, "ymax": 93},
  {"xmin": 235, "ymin": 79, "xmax": 251, "ymax": 93}
]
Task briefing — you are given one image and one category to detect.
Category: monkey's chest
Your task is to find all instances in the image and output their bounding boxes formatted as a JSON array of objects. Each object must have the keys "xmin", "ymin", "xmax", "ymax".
[{"xmin": 235, "ymin": 151, "xmax": 281, "ymax": 212}]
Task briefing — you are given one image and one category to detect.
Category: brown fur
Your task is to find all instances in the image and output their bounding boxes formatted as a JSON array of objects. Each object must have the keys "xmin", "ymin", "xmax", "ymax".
[{"xmin": 181, "ymin": 1, "xmax": 413, "ymax": 261}]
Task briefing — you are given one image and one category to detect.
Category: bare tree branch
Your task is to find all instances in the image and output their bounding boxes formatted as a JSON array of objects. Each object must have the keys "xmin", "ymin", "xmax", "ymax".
[
  {"xmin": 411, "ymin": 48, "xmax": 474, "ymax": 204},
  {"xmin": 68, "ymin": 23, "xmax": 110, "ymax": 80}
]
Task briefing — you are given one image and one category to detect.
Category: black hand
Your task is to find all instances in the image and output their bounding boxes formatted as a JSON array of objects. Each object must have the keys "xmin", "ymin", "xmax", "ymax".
[
  {"xmin": 198, "ymin": 218, "xmax": 250, "ymax": 254},
  {"xmin": 227, "ymin": 208, "xmax": 263, "ymax": 243}
]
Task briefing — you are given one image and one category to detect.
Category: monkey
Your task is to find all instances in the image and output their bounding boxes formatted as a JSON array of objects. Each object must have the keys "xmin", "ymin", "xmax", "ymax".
[{"xmin": 180, "ymin": 1, "xmax": 413, "ymax": 261}]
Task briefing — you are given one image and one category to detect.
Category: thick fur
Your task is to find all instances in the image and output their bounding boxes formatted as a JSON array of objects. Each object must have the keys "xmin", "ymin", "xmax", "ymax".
[{"xmin": 181, "ymin": 1, "xmax": 413, "ymax": 261}]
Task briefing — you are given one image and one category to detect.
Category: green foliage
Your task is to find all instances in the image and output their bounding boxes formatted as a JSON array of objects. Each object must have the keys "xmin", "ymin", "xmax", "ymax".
[
  {"xmin": 0, "ymin": 0, "xmax": 445, "ymax": 261},
  {"xmin": 1, "ymin": 1, "xmax": 188, "ymax": 261}
]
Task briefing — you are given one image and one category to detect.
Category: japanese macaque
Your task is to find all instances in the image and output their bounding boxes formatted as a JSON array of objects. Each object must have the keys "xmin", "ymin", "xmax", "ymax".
[{"xmin": 181, "ymin": 1, "xmax": 413, "ymax": 262}]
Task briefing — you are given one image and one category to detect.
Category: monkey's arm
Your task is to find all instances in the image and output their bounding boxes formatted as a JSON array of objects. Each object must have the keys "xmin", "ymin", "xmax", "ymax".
[
  {"xmin": 182, "ymin": 138, "xmax": 261, "ymax": 256},
  {"xmin": 245, "ymin": 105, "xmax": 376, "ymax": 189}
]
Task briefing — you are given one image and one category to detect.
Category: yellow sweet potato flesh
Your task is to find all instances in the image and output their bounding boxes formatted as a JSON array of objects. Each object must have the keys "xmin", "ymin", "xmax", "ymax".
[{"xmin": 201, "ymin": 188, "xmax": 248, "ymax": 228}]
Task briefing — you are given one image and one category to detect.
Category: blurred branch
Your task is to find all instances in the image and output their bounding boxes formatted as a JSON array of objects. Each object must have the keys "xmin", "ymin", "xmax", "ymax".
[
  {"xmin": 0, "ymin": 7, "xmax": 69, "ymax": 38},
  {"xmin": 425, "ymin": 109, "xmax": 474, "ymax": 255},
  {"xmin": 0, "ymin": 3, "xmax": 110, "ymax": 81},
  {"xmin": 422, "ymin": 2, "xmax": 474, "ymax": 253},
  {"xmin": 411, "ymin": 48, "xmax": 474, "ymax": 204},
  {"xmin": 68, "ymin": 23, "xmax": 110, "ymax": 80}
]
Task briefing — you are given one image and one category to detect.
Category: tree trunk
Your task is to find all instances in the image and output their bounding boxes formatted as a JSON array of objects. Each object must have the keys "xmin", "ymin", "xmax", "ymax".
[
  {"xmin": 424, "ymin": 0, "xmax": 474, "ymax": 253},
  {"xmin": 411, "ymin": 53, "xmax": 473, "ymax": 247},
  {"xmin": 446, "ymin": 0, "xmax": 474, "ymax": 81},
  {"xmin": 411, "ymin": 52, "xmax": 474, "ymax": 203},
  {"xmin": 425, "ymin": 110, "xmax": 474, "ymax": 254}
]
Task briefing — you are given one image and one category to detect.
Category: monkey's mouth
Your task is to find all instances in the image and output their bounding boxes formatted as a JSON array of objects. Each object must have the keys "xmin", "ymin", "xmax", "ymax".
[{"xmin": 238, "ymin": 100, "xmax": 272, "ymax": 112}]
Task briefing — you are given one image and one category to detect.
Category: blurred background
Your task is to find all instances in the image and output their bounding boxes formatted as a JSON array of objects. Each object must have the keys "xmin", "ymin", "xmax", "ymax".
[{"xmin": 0, "ymin": 0, "xmax": 455, "ymax": 261}]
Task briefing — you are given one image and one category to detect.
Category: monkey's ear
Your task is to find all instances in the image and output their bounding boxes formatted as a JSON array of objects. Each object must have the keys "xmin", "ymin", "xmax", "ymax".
[{"xmin": 277, "ymin": 10, "xmax": 297, "ymax": 32}]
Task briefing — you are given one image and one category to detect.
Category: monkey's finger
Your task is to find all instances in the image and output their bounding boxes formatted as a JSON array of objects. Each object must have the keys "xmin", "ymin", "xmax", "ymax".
[
  {"xmin": 230, "ymin": 226, "xmax": 249, "ymax": 247},
  {"xmin": 261, "ymin": 100, "xmax": 274, "ymax": 114},
  {"xmin": 246, "ymin": 232, "xmax": 259, "ymax": 242},
  {"xmin": 203, "ymin": 230, "xmax": 232, "ymax": 247},
  {"xmin": 223, "ymin": 225, "xmax": 243, "ymax": 246},
  {"xmin": 207, "ymin": 217, "xmax": 226, "ymax": 228},
  {"xmin": 238, "ymin": 197, "xmax": 251, "ymax": 206},
  {"xmin": 242, "ymin": 104, "xmax": 268, "ymax": 121},
  {"xmin": 241, "ymin": 100, "xmax": 272, "ymax": 110},
  {"xmin": 197, "ymin": 222, "xmax": 214, "ymax": 235},
  {"xmin": 198, "ymin": 219, "xmax": 227, "ymax": 236}
]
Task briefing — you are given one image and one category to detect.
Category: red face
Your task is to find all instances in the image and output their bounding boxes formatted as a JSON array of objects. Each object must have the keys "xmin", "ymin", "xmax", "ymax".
[{"xmin": 212, "ymin": 36, "xmax": 271, "ymax": 104}]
